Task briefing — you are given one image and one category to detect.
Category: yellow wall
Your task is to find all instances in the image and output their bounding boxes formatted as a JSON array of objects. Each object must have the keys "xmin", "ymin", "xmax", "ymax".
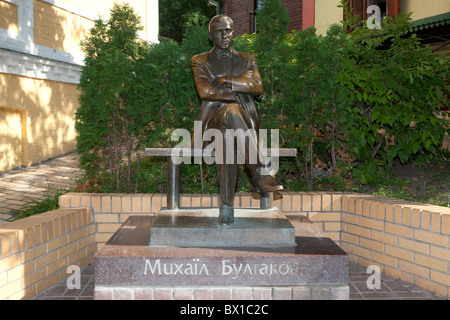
[
  {"xmin": 314, "ymin": 0, "xmax": 450, "ymax": 35},
  {"xmin": 0, "ymin": 0, "xmax": 158, "ymax": 172},
  {"xmin": 400, "ymin": 0, "xmax": 450, "ymax": 21},
  {"xmin": 0, "ymin": 73, "xmax": 79, "ymax": 171},
  {"xmin": 33, "ymin": 0, "xmax": 94, "ymax": 57},
  {"xmin": 0, "ymin": 107, "xmax": 24, "ymax": 171},
  {"xmin": 314, "ymin": 0, "xmax": 343, "ymax": 35},
  {"xmin": 33, "ymin": 0, "xmax": 156, "ymax": 44},
  {"xmin": 0, "ymin": 0, "xmax": 18, "ymax": 33}
]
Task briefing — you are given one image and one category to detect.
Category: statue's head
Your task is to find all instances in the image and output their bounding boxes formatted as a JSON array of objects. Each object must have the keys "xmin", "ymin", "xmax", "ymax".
[{"xmin": 209, "ymin": 15, "xmax": 234, "ymax": 50}]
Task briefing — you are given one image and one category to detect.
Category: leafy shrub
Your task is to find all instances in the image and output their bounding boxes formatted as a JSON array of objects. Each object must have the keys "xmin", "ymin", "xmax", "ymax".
[
  {"xmin": 338, "ymin": 5, "xmax": 449, "ymax": 184},
  {"xmin": 253, "ymin": 0, "xmax": 448, "ymax": 189},
  {"xmin": 76, "ymin": 0, "xmax": 449, "ymax": 194},
  {"xmin": 76, "ymin": 3, "xmax": 217, "ymax": 194},
  {"xmin": 76, "ymin": 3, "xmax": 149, "ymax": 193}
]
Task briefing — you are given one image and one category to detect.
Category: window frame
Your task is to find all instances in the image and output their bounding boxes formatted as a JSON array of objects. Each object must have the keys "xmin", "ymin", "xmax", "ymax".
[
  {"xmin": 344, "ymin": 0, "xmax": 400, "ymax": 22},
  {"xmin": 250, "ymin": 0, "xmax": 265, "ymax": 34}
]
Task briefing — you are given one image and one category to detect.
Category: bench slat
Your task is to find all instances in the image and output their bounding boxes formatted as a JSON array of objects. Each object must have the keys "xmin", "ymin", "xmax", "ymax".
[{"xmin": 145, "ymin": 148, "xmax": 297, "ymax": 157}]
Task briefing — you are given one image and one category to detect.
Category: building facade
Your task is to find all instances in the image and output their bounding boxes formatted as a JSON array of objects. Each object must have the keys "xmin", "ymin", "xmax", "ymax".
[
  {"xmin": 314, "ymin": 0, "xmax": 449, "ymax": 35},
  {"xmin": 223, "ymin": 0, "xmax": 313, "ymax": 34},
  {"xmin": 223, "ymin": 0, "xmax": 449, "ymax": 36},
  {"xmin": 0, "ymin": 0, "xmax": 159, "ymax": 172}
]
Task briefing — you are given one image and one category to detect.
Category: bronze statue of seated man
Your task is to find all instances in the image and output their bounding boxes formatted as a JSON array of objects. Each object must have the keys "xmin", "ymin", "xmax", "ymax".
[{"xmin": 191, "ymin": 15, "xmax": 283, "ymax": 226}]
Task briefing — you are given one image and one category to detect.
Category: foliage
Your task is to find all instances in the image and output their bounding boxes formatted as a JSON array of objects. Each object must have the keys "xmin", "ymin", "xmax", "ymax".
[
  {"xmin": 237, "ymin": 1, "xmax": 354, "ymax": 189},
  {"xmin": 252, "ymin": 0, "xmax": 291, "ymax": 98},
  {"xmin": 337, "ymin": 1, "xmax": 449, "ymax": 184},
  {"xmin": 159, "ymin": 0, "xmax": 219, "ymax": 43},
  {"xmin": 76, "ymin": 0, "xmax": 449, "ymax": 199},
  {"xmin": 247, "ymin": 0, "xmax": 448, "ymax": 188},
  {"xmin": 76, "ymin": 3, "xmax": 218, "ymax": 194},
  {"xmin": 76, "ymin": 3, "xmax": 149, "ymax": 193},
  {"xmin": 13, "ymin": 188, "xmax": 66, "ymax": 220},
  {"xmin": 281, "ymin": 25, "xmax": 354, "ymax": 188}
]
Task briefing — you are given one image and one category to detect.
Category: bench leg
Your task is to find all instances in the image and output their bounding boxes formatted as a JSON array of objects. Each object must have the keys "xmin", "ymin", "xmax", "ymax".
[
  {"xmin": 260, "ymin": 192, "xmax": 273, "ymax": 209},
  {"xmin": 167, "ymin": 156, "xmax": 180, "ymax": 210}
]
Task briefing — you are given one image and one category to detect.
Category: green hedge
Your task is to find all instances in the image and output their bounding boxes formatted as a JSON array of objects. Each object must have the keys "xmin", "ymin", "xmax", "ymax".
[{"xmin": 75, "ymin": 1, "xmax": 449, "ymax": 194}]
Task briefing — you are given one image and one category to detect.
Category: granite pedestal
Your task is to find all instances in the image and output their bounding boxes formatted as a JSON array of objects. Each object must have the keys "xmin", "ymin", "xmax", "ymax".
[
  {"xmin": 149, "ymin": 208, "xmax": 296, "ymax": 247},
  {"xmin": 94, "ymin": 212, "xmax": 349, "ymax": 300}
]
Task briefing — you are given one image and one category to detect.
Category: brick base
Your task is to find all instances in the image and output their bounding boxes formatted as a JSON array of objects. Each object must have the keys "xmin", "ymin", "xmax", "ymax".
[
  {"xmin": 94, "ymin": 285, "xmax": 349, "ymax": 300},
  {"xmin": 0, "ymin": 208, "xmax": 95, "ymax": 299},
  {"xmin": 56, "ymin": 191, "xmax": 450, "ymax": 300}
]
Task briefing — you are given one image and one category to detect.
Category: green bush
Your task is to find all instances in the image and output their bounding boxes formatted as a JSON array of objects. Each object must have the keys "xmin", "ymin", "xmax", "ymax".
[
  {"xmin": 76, "ymin": 0, "xmax": 449, "ymax": 195},
  {"xmin": 248, "ymin": 0, "xmax": 449, "ymax": 189},
  {"xmin": 337, "ymin": 4, "xmax": 449, "ymax": 183},
  {"xmin": 76, "ymin": 2, "xmax": 217, "ymax": 194},
  {"xmin": 76, "ymin": 3, "xmax": 149, "ymax": 193}
]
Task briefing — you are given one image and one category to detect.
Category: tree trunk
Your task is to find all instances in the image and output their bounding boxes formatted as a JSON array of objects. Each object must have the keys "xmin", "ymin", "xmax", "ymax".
[
  {"xmin": 200, "ymin": 164, "xmax": 204, "ymax": 193},
  {"xmin": 371, "ymin": 134, "xmax": 384, "ymax": 159},
  {"xmin": 310, "ymin": 138, "xmax": 314, "ymax": 189},
  {"xmin": 125, "ymin": 116, "xmax": 133, "ymax": 193}
]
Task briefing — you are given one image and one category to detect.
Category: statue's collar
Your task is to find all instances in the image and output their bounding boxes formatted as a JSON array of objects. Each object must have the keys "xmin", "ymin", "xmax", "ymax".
[{"xmin": 210, "ymin": 48, "xmax": 237, "ymax": 59}]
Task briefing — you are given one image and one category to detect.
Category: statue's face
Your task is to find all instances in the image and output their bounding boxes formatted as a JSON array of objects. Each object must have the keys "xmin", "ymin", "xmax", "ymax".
[{"xmin": 209, "ymin": 18, "xmax": 234, "ymax": 50}]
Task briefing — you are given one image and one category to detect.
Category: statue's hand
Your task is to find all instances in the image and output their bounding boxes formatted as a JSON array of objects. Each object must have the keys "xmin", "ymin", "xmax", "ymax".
[
  {"xmin": 213, "ymin": 76, "xmax": 231, "ymax": 88},
  {"xmin": 241, "ymin": 70, "xmax": 253, "ymax": 78}
]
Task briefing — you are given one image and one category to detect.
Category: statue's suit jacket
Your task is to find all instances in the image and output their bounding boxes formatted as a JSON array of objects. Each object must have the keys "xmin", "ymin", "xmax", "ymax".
[{"xmin": 191, "ymin": 48, "xmax": 264, "ymax": 134}]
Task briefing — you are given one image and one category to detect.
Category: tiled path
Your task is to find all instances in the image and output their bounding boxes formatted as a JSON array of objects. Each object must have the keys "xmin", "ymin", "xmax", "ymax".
[
  {"xmin": 31, "ymin": 262, "xmax": 446, "ymax": 300},
  {"xmin": 0, "ymin": 152, "xmax": 82, "ymax": 224},
  {"xmin": 348, "ymin": 262, "xmax": 446, "ymax": 300},
  {"xmin": 0, "ymin": 152, "xmax": 447, "ymax": 300},
  {"xmin": 31, "ymin": 263, "xmax": 95, "ymax": 300}
]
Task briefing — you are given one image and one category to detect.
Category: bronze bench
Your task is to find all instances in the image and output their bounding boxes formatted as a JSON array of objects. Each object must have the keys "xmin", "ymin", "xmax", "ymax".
[{"xmin": 145, "ymin": 148, "xmax": 297, "ymax": 210}]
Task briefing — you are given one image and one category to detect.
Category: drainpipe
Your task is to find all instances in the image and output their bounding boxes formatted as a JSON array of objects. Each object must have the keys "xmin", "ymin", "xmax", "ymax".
[{"xmin": 209, "ymin": 0, "xmax": 221, "ymax": 15}]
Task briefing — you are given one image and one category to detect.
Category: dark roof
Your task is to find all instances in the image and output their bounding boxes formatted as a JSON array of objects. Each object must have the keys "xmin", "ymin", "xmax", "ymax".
[
  {"xmin": 411, "ymin": 12, "xmax": 450, "ymax": 31},
  {"xmin": 409, "ymin": 12, "xmax": 450, "ymax": 44}
]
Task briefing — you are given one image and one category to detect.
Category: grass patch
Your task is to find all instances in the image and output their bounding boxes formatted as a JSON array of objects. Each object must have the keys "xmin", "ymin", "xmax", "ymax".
[
  {"xmin": 368, "ymin": 156, "xmax": 450, "ymax": 207},
  {"xmin": 373, "ymin": 184, "xmax": 449, "ymax": 208},
  {"xmin": 13, "ymin": 189, "xmax": 68, "ymax": 221}
]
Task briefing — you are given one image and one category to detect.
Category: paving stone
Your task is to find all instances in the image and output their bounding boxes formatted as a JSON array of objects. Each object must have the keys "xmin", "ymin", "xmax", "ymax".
[
  {"xmin": 383, "ymin": 280, "xmax": 410, "ymax": 292},
  {"xmin": 0, "ymin": 152, "xmax": 82, "ymax": 224},
  {"xmin": 361, "ymin": 291, "xmax": 398, "ymax": 300}
]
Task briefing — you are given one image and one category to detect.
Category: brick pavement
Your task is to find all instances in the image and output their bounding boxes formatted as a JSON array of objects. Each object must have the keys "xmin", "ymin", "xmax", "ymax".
[
  {"xmin": 0, "ymin": 152, "xmax": 82, "ymax": 224},
  {"xmin": 347, "ymin": 262, "xmax": 446, "ymax": 300}
]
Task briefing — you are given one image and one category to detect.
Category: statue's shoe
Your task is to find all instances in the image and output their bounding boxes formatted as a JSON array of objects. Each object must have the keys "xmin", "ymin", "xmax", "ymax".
[{"xmin": 251, "ymin": 175, "xmax": 283, "ymax": 193}]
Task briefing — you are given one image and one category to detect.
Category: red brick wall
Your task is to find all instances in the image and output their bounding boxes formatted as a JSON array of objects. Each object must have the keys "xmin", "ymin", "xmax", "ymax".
[
  {"xmin": 283, "ymin": 0, "xmax": 302, "ymax": 32},
  {"xmin": 223, "ymin": 0, "xmax": 303, "ymax": 35},
  {"xmin": 223, "ymin": 0, "xmax": 255, "ymax": 35},
  {"xmin": 302, "ymin": 0, "xmax": 315, "ymax": 29}
]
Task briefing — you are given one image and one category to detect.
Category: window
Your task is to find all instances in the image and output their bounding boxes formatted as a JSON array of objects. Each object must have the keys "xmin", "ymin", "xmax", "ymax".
[
  {"xmin": 371, "ymin": 0, "xmax": 387, "ymax": 21},
  {"xmin": 250, "ymin": 0, "xmax": 264, "ymax": 33},
  {"xmin": 345, "ymin": 0, "xmax": 399, "ymax": 23},
  {"xmin": 256, "ymin": 0, "xmax": 264, "ymax": 10},
  {"xmin": 250, "ymin": 12, "xmax": 257, "ymax": 34}
]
